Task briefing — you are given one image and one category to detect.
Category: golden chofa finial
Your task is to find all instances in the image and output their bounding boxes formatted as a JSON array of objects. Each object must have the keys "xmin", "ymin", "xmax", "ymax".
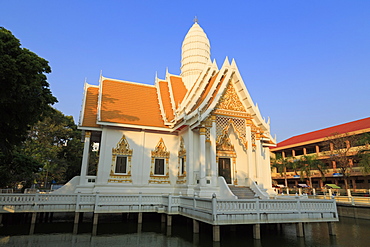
[{"xmin": 193, "ymin": 16, "xmax": 198, "ymax": 23}]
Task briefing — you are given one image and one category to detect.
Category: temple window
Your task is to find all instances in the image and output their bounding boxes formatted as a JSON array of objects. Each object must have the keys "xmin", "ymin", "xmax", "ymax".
[
  {"xmin": 177, "ymin": 136, "xmax": 187, "ymax": 184},
  {"xmin": 149, "ymin": 138, "xmax": 170, "ymax": 184},
  {"xmin": 108, "ymin": 134, "xmax": 133, "ymax": 183},
  {"xmin": 154, "ymin": 158, "xmax": 165, "ymax": 175},
  {"xmin": 115, "ymin": 156, "xmax": 128, "ymax": 174}
]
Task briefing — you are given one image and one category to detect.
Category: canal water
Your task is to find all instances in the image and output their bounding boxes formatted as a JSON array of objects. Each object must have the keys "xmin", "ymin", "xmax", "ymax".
[{"xmin": 0, "ymin": 214, "xmax": 369, "ymax": 247}]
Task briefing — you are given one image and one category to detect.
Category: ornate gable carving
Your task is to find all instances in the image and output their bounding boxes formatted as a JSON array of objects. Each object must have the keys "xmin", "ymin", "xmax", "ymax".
[
  {"xmin": 151, "ymin": 138, "xmax": 170, "ymax": 158},
  {"xmin": 178, "ymin": 136, "xmax": 186, "ymax": 157},
  {"xmin": 216, "ymin": 130, "xmax": 235, "ymax": 152},
  {"xmin": 112, "ymin": 134, "xmax": 133, "ymax": 156},
  {"xmin": 216, "ymin": 83, "xmax": 246, "ymax": 112},
  {"xmin": 177, "ymin": 136, "xmax": 187, "ymax": 184}
]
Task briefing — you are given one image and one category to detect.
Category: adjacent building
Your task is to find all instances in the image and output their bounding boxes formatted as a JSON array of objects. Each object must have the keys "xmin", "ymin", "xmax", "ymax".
[{"xmin": 270, "ymin": 117, "xmax": 370, "ymax": 190}]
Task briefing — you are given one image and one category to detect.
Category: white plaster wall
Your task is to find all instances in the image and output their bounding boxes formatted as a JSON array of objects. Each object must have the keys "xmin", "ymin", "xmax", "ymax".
[{"xmin": 96, "ymin": 127, "xmax": 180, "ymax": 187}]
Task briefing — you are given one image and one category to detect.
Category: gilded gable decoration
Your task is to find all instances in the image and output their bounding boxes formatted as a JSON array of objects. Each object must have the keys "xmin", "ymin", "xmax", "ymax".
[
  {"xmin": 214, "ymin": 82, "xmax": 251, "ymax": 119},
  {"xmin": 112, "ymin": 134, "xmax": 133, "ymax": 156},
  {"xmin": 149, "ymin": 138, "xmax": 170, "ymax": 184},
  {"xmin": 151, "ymin": 138, "xmax": 170, "ymax": 158},
  {"xmin": 217, "ymin": 83, "xmax": 246, "ymax": 112},
  {"xmin": 108, "ymin": 134, "xmax": 133, "ymax": 183},
  {"xmin": 216, "ymin": 130, "xmax": 236, "ymax": 153},
  {"xmin": 216, "ymin": 116, "xmax": 248, "ymax": 151},
  {"xmin": 177, "ymin": 136, "xmax": 187, "ymax": 184},
  {"xmin": 178, "ymin": 136, "xmax": 186, "ymax": 157}
]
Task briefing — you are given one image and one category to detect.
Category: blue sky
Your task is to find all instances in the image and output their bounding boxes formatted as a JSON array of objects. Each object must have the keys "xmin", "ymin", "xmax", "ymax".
[{"xmin": 1, "ymin": 1, "xmax": 369, "ymax": 142}]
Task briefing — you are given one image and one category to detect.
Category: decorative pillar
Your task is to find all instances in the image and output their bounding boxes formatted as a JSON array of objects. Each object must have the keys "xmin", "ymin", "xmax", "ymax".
[
  {"xmin": 80, "ymin": 131, "xmax": 91, "ymax": 185},
  {"xmin": 188, "ymin": 130, "xmax": 194, "ymax": 185},
  {"xmin": 199, "ymin": 127, "xmax": 207, "ymax": 186},
  {"xmin": 210, "ymin": 116, "xmax": 217, "ymax": 185},
  {"xmin": 246, "ymin": 125, "xmax": 253, "ymax": 182}
]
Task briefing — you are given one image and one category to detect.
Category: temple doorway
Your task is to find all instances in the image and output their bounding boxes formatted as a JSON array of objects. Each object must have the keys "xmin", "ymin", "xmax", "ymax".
[{"xmin": 219, "ymin": 158, "xmax": 232, "ymax": 184}]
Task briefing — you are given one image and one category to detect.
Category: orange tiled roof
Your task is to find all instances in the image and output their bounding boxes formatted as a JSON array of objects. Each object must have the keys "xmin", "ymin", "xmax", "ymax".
[
  {"xmin": 100, "ymin": 79, "xmax": 166, "ymax": 128},
  {"xmin": 81, "ymin": 86, "xmax": 99, "ymax": 128},
  {"xmin": 169, "ymin": 76, "xmax": 187, "ymax": 107},
  {"xmin": 158, "ymin": 80, "xmax": 174, "ymax": 121},
  {"xmin": 273, "ymin": 117, "xmax": 370, "ymax": 150}
]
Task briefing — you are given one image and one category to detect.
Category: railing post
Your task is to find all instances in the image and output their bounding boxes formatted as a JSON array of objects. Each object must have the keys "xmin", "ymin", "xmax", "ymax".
[
  {"xmin": 139, "ymin": 192, "xmax": 142, "ymax": 212},
  {"xmin": 212, "ymin": 193, "xmax": 217, "ymax": 222},
  {"xmin": 76, "ymin": 192, "xmax": 81, "ymax": 212},
  {"xmin": 168, "ymin": 193, "xmax": 172, "ymax": 214},
  {"xmin": 193, "ymin": 193, "xmax": 197, "ymax": 208},
  {"xmin": 34, "ymin": 193, "xmax": 39, "ymax": 208},
  {"xmin": 94, "ymin": 192, "xmax": 100, "ymax": 212},
  {"xmin": 255, "ymin": 195, "xmax": 260, "ymax": 221},
  {"xmin": 73, "ymin": 192, "xmax": 81, "ymax": 235},
  {"xmin": 296, "ymin": 195, "xmax": 302, "ymax": 218}
]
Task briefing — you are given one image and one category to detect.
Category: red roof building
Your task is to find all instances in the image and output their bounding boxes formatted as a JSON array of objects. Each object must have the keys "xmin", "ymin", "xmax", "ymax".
[{"xmin": 270, "ymin": 117, "xmax": 370, "ymax": 190}]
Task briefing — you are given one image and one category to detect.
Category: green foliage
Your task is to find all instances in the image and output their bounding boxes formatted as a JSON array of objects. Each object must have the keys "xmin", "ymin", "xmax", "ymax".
[
  {"xmin": 0, "ymin": 150, "xmax": 41, "ymax": 189},
  {"xmin": 0, "ymin": 27, "xmax": 57, "ymax": 153},
  {"xmin": 356, "ymin": 133, "xmax": 370, "ymax": 174},
  {"xmin": 298, "ymin": 155, "xmax": 327, "ymax": 184},
  {"xmin": 23, "ymin": 108, "xmax": 83, "ymax": 186}
]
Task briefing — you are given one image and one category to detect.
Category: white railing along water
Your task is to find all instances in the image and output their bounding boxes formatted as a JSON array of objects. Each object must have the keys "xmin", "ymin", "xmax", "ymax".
[{"xmin": 0, "ymin": 193, "xmax": 338, "ymax": 225}]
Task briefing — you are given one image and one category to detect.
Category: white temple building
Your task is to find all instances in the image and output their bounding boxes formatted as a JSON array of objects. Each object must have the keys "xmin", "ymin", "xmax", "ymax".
[{"xmin": 75, "ymin": 21, "xmax": 277, "ymax": 198}]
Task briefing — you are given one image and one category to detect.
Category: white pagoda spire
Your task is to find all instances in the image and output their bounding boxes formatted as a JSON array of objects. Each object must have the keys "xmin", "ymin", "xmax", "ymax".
[{"xmin": 181, "ymin": 20, "xmax": 211, "ymax": 90}]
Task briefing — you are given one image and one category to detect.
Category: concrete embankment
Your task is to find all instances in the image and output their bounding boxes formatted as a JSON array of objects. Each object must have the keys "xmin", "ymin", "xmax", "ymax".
[{"xmin": 337, "ymin": 203, "xmax": 370, "ymax": 220}]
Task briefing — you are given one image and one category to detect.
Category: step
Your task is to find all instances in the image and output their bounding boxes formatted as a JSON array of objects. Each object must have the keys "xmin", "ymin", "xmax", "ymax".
[{"xmin": 229, "ymin": 186, "xmax": 256, "ymax": 199}]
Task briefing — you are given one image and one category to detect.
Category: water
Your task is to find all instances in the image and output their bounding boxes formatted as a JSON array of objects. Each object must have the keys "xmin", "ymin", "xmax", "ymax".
[{"xmin": 0, "ymin": 215, "xmax": 369, "ymax": 247}]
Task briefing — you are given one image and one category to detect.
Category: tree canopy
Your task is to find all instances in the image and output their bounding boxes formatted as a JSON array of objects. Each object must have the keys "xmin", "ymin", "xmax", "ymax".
[
  {"xmin": 0, "ymin": 108, "xmax": 83, "ymax": 189},
  {"xmin": 0, "ymin": 27, "xmax": 57, "ymax": 153}
]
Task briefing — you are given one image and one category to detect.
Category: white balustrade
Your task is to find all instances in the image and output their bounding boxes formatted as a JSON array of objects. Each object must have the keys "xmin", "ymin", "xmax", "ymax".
[{"xmin": 0, "ymin": 193, "xmax": 338, "ymax": 225}]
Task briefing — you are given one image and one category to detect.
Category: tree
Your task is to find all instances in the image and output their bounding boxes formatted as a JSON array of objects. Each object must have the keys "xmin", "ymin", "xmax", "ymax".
[
  {"xmin": 271, "ymin": 154, "xmax": 295, "ymax": 188},
  {"xmin": 23, "ymin": 108, "xmax": 83, "ymax": 187},
  {"xmin": 356, "ymin": 133, "xmax": 370, "ymax": 174},
  {"xmin": 0, "ymin": 27, "xmax": 57, "ymax": 154},
  {"xmin": 0, "ymin": 149, "xmax": 41, "ymax": 189},
  {"xmin": 298, "ymin": 155, "xmax": 327, "ymax": 187},
  {"xmin": 323, "ymin": 132, "xmax": 360, "ymax": 190}
]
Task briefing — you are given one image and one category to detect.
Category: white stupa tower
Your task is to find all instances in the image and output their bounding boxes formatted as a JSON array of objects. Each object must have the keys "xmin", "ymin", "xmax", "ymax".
[{"xmin": 181, "ymin": 19, "xmax": 211, "ymax": 90}]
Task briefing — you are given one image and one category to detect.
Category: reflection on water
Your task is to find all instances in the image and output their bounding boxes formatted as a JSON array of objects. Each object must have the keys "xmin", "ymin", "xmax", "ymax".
[{"xmin": 1, "ymin": 217, "xmax": 370, "ymax": 247}]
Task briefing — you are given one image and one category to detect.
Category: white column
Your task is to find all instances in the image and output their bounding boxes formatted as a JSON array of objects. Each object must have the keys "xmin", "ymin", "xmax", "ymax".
[
  {"xmin": 188, "ymin": 130, "xmax": 194, "ymax": 185},
  {"xmin": 80, "ymin": 131, "xmax": 91, "ymax": 185},
  {"xmin": 255, "ymin": 139, "xmax": 262, "ymax": 180},
  {"xmin": 246, "ymin": 125, "xmax": 253, "ymax": 184},
  {"xmin": 199, "ymin": 127, "xmax": 207, "ymax": 186},
  {"xmin": 96, "ymin": 128, "xmax": 108, "ymax": 185},
  {"xmin": 210, "ymin": 116, "xmax": 217, "ymax": 186}
]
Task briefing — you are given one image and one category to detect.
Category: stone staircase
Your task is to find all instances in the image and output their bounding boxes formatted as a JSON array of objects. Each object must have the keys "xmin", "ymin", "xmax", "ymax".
[{"xmin": 229, "ymin": 186, "xmax": 256, "ymax": 199}]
